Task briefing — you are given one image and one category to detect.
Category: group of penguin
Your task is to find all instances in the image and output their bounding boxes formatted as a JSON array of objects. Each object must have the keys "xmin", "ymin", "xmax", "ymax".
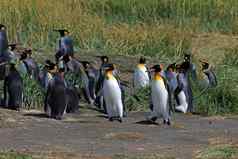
[{"xmin": 0, "ymin": 24, "xmax": 217, "ymax": 124}]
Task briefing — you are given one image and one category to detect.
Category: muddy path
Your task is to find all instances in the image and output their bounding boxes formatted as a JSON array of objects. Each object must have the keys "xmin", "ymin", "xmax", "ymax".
[{"xmin": 0, "ymin": 106, "xmax": 238, "ymax": 159}]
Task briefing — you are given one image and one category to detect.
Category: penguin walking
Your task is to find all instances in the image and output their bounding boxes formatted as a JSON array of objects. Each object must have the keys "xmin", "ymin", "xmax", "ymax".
[
  {"xmin": 148, "ymin": 64, "xmax": 170, "ymax": 125},
  {"xmin": 102, "ymin": 64, "xmax": 123, "ymax": 122},
  {"xmin": 133, "ymin": 57, "xmax": 150, "ymax": 90}
]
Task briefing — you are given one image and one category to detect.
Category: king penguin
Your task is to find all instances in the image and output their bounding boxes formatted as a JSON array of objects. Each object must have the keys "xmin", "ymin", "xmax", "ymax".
[
  {"xmin": 102, "ymin": 63, "xmax": 123, "ymax": 122},
  {"xmin": 133, "ymin": 57, "xmax": 150, "ymax": 90},
  {"xmin": 54, "ymin": 29, "xmax": 74, "ymax": 62},
  {"xmin": 148, "ymin": 64, "xmax": 171, "ymax": 125},
  {"xmin": 174, "ymin": 64, "xmax": 188, "ymax": 113}
]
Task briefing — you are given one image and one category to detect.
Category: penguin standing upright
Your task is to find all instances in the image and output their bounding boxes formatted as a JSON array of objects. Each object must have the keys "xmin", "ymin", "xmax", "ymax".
[
  {"xmin": 94, "ymin": 55, "xmax": 109, "ymax": 109},
  {"xmin": 45, "ymin": 64, "xmax": 67, "ymax": 120},
  {"xmin": 133, "ymin": 57, "xmax": 150, "ymax": 90},
  {"xmin": 0, "ymin": 24, "xmax": 10, "ymax": 61},
  {"xmin": 4, "ymin": 60, "xmax": 23, "ymax": 111},
  {"xmin": 55, "ymin": 29, "xmax": 74, "ymax": 61},
  {"xmin": 103, "ymin": 64, "xmax": 123, "ymax": 122},
  {"xmin": 80, "ymin": 60, "xmax": 99, "ymax": 100},
  {"xmin": 199, "ymin": 59, "xmax": 217, "ymax": 88},
  {"xmin": 20, "ymin": 49, "xmax": 40, "ymax": 81},
  {"xmin": 148, "ymin": 64, "xmax": 170, "ymax": 125},
  {"xmin": 181, "ymin": 54, "xmax": 196, "ymax": 113},
  {"xmin": 8, "ymin": 43, "xmax": 19, "ymax": 61},
  {"xmin": 62, "ymin": 54, "xmax": 93, "ymax": 104},
  {"xmin": 174, "ymin": 64, "xmax": 188, "ymax": 113}
]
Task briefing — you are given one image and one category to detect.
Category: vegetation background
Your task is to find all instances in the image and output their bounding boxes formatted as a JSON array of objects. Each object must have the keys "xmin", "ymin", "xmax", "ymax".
[{"xmin": 0, "ymin": 0, "xmax": 238, "ymax": 115}]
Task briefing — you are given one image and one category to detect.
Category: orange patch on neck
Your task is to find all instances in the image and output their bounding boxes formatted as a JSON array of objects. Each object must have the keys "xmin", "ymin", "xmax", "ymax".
[
  {"xmin": 106, "ymin": 70, "xmax": 115, "ymax": 80},
  {"xmin": 154, "ymin": 73, "xmax": 163, "ymax": 81},
  {"xmin": 137, "ymin": 64, "xmax": 146, "ymax": 70}
]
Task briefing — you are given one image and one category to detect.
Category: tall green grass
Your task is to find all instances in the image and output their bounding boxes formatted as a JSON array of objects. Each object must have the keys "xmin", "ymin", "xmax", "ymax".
[
  {"xmin": 195, "ymin": 50, "xmax": 238, "ymax": 115},
  {"xmin": 1, "ymin": 0, "xmax": 238, "ymax": 56},
  {"xmin": 0, "ymin": 0, "xmax": 237, "ymax": 114}
]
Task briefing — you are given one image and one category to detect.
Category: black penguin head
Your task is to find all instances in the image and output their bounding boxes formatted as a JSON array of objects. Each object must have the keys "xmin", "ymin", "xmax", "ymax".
[
  {"xmin": 184, "ymin": 53, "xmax": 191, "ymax": 62},
  {"xmin": 23, "ymin": 48, "xmax": 32, "ymax": 56},
  {"xmin": 62, "ymin": 54, "xmax": 70, "ymax": 63},
  {"xmin": 104, "ymin": 63, "xmax": 115, "ymax": 71},
  {"xmin": 0, "ymin": 24, "xmax": 6, "ymax": 30},
  {"xmin": 45, "ymin": 60, "xmax": 57, "ymax": 72},
  {"xmin": 80, "ymin": 61, "xmax": 90, "ymax": 69},
  {"xmin": 199, "ymin": 59, "xmax": 209, "ymax": 70},
  {"xmin": 20, "ymin": 52, "xmax": 27, "ymax": 60},
  {"xmin": 54, "ymin": 29, "xmax": 69, "ymax": 37},
  {"xmin": 139, "ymin": 57, "xmax": 146, "ymax": 64},
  {"xmin": 97, "ymin": 55, "xmax": 109, "ymax": 64},
  {"xmin": 8, "ymin": 43, "xmax": 19, "ymax": 51},
  {"xmin": 167, "ymin": 63, "xmax": 176, "ymax": 72},
  {"xmin": 150, "ymin": 64, "xmax": 162, "ymax": 73}
]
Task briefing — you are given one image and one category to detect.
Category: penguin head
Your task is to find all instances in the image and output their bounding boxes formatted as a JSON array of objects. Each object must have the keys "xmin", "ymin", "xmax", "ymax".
[
  {"xmin": 150, "ymin": 64, "xmax": 162, "ymax": 73},
  {"xmin": 20, "ymin": 52, "xmax": 27, "ymax": 61},
  {"xmin": 80, "ymin": 61, "xmax": 90, "ymax": 70},
  {"xmin": 167, "ymin": 63, "xmax": 176, "ymax": 72},
  {"xmin": 23, "ymin": 48, "xmax": 32, "ymax": 56},
  {"xmin": 54, "ymin": 29, "xmax": 69, "ymax": 37},
  {"xmin": 139, "ymin": 57, "xmax": 146, "ymax": 64},
  {"xmin": 184, "ymin": 53, "xmax": 191, "ymax": 62},
  {"xmin": 97, "ymin": 55, "xmax": 109, "ymax": 64},
  {"xmin": 104, "ymin": 63, "xmax": 115, "ymax": 71},
  {"xmin": 0, "ymin": 24, "xmax": 6, "ymax": 30},
  {"xmin": 8, "ymin": 43, "xmax": 19, "ymax": 51},
  {"xmin": 45, "ymin": 60, "xmax": 57, "ymax": 73},
  {"xmin": 62, "ymin": 54, "xmax": 71, "ymax": 63},
  {"xmin": 199, "ymin": 59, "xmax": 209, "ymax": 70}
]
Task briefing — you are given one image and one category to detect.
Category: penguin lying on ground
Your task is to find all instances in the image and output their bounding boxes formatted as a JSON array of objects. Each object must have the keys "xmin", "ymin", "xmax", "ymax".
[
  {"xmin": 4, "ymin": 60, "xmax": 23, "ymax": 111},
  {"xmin": 147, "ymin": 64, "xmax": 171, "ymax": 125},
  {"xmin": 103, "ymin": 63, "xmax": 123, "ymax": 122}
]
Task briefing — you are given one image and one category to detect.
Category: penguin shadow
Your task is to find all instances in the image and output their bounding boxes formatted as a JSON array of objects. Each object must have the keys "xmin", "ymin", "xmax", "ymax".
[
  {"xmin": 135, "ymin": 120, "xmax": 159, "ymax": 126},
  {"xmin": 23, "ymin": 113, "xmax": 49, "ymax": 119},
  {"xmin": 96, "ymin": 114, "xmax": 108, "ymax": 119}
]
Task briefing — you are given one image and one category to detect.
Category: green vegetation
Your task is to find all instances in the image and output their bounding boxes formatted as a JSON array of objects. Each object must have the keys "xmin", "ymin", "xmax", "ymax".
[
  {"xmin": 0, "ymin": 152, "xmax": 33, "ymax": 159},
  {"xmin": 21, "ymin": 74, "xmax": 45, "ymax": 110},
  {"xmin": 1, "ymin": 0, "xmax": 238, "ymax": 55},
  {"xmin": 113, "ymin": 154, "xmax": 174, "ymax": 159},
  {"xmin": 196, "ymin": 145, "xmax": 238, "ymax": 159},
  {"xmin": 195, "ymin": 50, "xmax": 238, "ymax": 115},
  {"xmin": 0, "ymin": 0, "xmax": 237, "ymax": 115}
]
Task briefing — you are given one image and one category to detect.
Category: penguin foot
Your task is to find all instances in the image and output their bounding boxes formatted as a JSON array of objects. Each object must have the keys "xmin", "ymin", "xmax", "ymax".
[
  {"xmin": 118, "ymin": 118, "xmax": 123, "ymax": 123},
  {"xmin": 167, "ymin": 120, "xmax": 171, "ymax": 126},
  {"xmin": 151, "ymin": 117, "xmax": 157, "ymax": 122},
  {"xmin": 123, "ymin": 112, "xmax": 127, "ymax": 117},
  {"xmin": 164, "ymin": 119, "xmax": 171, "ymax": 125},
  {"xmin": 109, "ymin": 117, "xmax": 113, "ymax": 122},
  {"xmin": 55, "ymin": 116, "xmax": 63, "ymax": 120}
]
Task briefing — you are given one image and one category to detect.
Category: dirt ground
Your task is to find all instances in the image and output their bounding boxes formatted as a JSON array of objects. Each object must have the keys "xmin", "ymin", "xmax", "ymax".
[{"xmin": 0, "ymin": 106, "xmax": 238, "ymax": 159}]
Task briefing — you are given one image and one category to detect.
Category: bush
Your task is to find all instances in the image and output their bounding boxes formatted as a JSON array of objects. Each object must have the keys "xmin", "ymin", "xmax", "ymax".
[{"xmin": 21, "ymin": 74, "xmax": 45, "ymax": 109}]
